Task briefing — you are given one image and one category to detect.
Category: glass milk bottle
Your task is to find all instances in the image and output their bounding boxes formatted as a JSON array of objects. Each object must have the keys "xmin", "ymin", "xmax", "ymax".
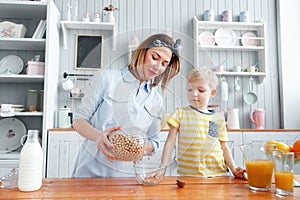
[{"xmin": 18, "ymin": 130, "xmax": 43, "ymax": 192}]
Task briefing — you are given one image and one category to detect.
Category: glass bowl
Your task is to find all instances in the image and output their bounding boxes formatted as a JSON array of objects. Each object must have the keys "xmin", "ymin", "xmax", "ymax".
[
  {"xmin": 134, "ymin": 163, "xmax": 167, "ymax": 186},
  {"xmin": 108, "ymin": 127, "xmax": 147, "ymax": 161}
]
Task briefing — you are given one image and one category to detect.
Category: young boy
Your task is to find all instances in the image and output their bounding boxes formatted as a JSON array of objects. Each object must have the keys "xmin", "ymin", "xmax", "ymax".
[{"xmin": 161, "ymin": 67, "xmax": 246, "ymax": 178}]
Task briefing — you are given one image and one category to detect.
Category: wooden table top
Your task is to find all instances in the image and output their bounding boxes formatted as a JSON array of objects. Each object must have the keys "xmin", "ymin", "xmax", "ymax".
[{"xmin": 1, "ymin": 176, "xmax": 299, "ymax": 199}]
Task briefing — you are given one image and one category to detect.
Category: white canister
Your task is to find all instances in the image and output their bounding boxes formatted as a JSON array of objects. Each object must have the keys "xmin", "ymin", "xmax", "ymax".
[
  {"xmin": 204, "ymin": 9, "xmax": 214, "ymax": 21},
  {"xmin": 58, "ymin": 106, "xmax": 72, "ymax": 128},
  {"xmin": 239, "ymin": 11, "xmax": 250, "ymax": 22}
]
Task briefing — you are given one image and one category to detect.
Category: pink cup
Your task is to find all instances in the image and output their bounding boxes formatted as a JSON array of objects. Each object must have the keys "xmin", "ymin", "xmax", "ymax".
[
  {"xmin": 250, "ymin": 109, "xmax": 265, "ymax": 129},
  {"xmin": 215, "ymin": 65, "xmax": 224, "ymax": 72}
]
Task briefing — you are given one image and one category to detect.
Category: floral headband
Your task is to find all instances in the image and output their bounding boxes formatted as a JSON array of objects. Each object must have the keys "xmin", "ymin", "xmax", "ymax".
[{"xmin": 148, "ymin": 39, "xmax": 181, "ymax": 56}]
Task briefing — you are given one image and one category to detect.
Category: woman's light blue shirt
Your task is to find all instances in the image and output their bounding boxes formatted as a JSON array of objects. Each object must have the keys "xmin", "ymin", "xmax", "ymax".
[{"xmin": 72, "ymin": 67, "xmax": 163, "ymax": 177}]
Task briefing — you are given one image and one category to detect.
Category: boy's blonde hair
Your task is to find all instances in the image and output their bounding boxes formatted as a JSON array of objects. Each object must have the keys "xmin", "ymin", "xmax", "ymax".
[{"xmin": 187, "ymin": 67, "xmax": 219, "ymax": 90}]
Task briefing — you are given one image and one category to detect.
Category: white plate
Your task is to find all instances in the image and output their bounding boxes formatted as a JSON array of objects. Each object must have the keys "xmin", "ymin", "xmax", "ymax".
[
  {"xmin": 0, "ymin": 55, "xmax": 24, "ymax": 74},
  {"xmin": 0, "ymin": 117, "xmax": 26, "ymax": 153},
  {"xmin": 14, "ymin": 108, "xmax": 25, "ymax": 112},
  {"xmin": 241, "ymin": 32, "xmax": 259, "ymax": 46},
  {"xmin": 198, "ymin": 31, "xmax": 215, "ymax": 46},
  {"xmin": 214, "ymin": 28, "xmax": 237, "ymax": 46}
]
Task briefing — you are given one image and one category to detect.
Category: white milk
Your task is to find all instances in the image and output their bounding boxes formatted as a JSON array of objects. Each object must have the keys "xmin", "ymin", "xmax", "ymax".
[{"xmin": 18, "ymin": 130, "xmax": 43, "ymax": 192}]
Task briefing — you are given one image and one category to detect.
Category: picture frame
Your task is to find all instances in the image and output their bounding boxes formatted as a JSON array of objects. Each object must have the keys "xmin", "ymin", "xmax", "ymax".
[{"xmin": 74, "ymin": 34, "xmax": 103, "ymax": 70}]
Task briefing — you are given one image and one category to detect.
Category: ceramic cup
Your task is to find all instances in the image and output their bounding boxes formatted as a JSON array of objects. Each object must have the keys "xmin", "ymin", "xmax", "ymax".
[
  {"xmin": 221, "ymin": 10, "xmax": 232, "ymax": 22},
  {"xmin": 233, "ymin": 65, "xmax": 242, "ymax": 72},
  {"xmin": 62, "ymin": 78, "xmax": 74, "ymax": 92},
  {"xmin": 1, "ymin": 104, "xmax": 13, "ymax": 113},
  {"xmin": 247, "ymin": 66, "xmax": 259, "ymax": 72},
  {"xmin": 239, "ymin": 11, "xmax": 250, "ymax": 22},
  {"xmin": 215, "ymin": 65, "xmax": 224, "ymax": 72},
  {"xmin": 204, "ymin": 9, "xmax": 214, "ymax": 21}
]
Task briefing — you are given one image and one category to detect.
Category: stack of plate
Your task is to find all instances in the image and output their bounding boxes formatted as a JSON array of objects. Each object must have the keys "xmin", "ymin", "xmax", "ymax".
[
  {"xmin": 0, "ymin": 55, "xmax": 24, "ymax": 74},
  {"xmin": 12, "ymin": 104, "xmax": 25, "ymax": 112}
]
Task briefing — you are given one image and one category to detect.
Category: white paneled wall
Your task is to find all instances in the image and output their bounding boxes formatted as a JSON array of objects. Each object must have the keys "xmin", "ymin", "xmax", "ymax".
[{"xmin": 54, "ymin": 0, "xmax": 280, "ymax": 129}]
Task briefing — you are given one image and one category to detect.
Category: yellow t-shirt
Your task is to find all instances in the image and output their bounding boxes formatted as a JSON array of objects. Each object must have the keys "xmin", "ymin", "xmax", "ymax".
[{"xmin": 168, "ymin": 106, "xmax": 228, "ymax": 177}]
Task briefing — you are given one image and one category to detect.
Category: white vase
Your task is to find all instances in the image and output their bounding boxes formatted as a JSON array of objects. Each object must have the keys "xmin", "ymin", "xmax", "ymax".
[{"xmin": 106, "ymin": 11, "xmax": 115, "ymax": 23}]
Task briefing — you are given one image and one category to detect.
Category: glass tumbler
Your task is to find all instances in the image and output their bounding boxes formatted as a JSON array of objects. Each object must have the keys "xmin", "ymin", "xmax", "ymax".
[{"xmin": 274, "ymin": 151, "xmax": 294, "ymax": 196}]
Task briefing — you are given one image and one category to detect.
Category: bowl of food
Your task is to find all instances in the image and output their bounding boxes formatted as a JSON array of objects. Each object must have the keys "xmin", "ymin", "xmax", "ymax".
[
  {"xmin": 134, "ymin": 163, "xmax": 167, "ymax": 186},
  {"xmin": 108, "ymin": 127, "xmax": 147, "ymax": 161}
]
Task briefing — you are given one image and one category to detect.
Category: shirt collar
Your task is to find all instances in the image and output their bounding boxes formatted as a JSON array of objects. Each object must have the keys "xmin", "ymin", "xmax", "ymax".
[{"xmin": 121, "ymin": 67, "xmax": 151, "ymax": 93}]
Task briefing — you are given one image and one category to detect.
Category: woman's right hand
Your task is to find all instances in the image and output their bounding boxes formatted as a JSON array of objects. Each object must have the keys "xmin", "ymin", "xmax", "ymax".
[{"xmin": 95, "ymin": 126, "xmax": 121, "ymax": 160}]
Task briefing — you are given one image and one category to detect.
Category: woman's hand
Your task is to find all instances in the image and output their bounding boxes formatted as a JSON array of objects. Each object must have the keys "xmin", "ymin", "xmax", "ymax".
[{"xmin": 95, "ymin": 126, "xmax": 121, "ymax": 160}]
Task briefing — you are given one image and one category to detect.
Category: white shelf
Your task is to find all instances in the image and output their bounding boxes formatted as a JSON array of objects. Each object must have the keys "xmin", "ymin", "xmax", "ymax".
[
  {"xmin": 0, "ymin": 151, "xmax": 20, "ymax": 159},
  {"xmin": 14, "ymin": 112, "xmax": 43, "ymax": 117},
  {"xmin": 61, "ymin": 21, "xmax": 117, "ymax": 50},
  {"xmin": 193, "ymin": 16, "xmax": 267, "ymax": 83},
  {"xmin": 0, "ymin": 38, "xmax": 46, "ymax": 51},
  {"xmin": 0, "ymin": 112, "xmax": 43, "ymax": 117},
  {"xmin": 216, "ymin": 71, "xmax": 266, "ymax": 77},
  {"xmin": 0, "ymin": 74, "xmax": 44, "ymax": 83},
  {"xmin": 0, "ymin": 1, "xmax": 47, "ymax": 19},
  {"xmin": 198, "ymin": 46, "xmax": 264, "ymax": 51},
  {"xmin": 195, "ymin": 21, "xmax": 265, "ymax": 30}
]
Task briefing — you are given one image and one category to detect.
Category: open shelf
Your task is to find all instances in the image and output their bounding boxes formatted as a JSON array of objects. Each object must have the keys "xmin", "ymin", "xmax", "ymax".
[{"xmin": 61, "ymin": 21, "xmax": 117, "ymax": 50}]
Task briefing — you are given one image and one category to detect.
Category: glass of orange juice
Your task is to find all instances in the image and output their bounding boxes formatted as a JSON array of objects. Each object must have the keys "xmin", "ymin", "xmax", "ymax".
[
  {"xmin": 274, "ymin": 151, "xmax": 294, "ymax": 196},
  {"xmin": 240, "ymin": 142, "xmax": 275, "ymax": 191}
]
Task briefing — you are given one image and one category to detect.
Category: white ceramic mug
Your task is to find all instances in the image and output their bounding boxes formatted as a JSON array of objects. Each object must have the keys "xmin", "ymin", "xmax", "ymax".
[
  {"xmin": 62, "ymin": 79, "xmax": 74, "ymax": 91},
  {"xmin": 233, "ymin": 65, "xmax": 242, "ymax": 72},
  {"xmin": 1, "ymin": 104, "xmax": 13, "ymax": 113},
  {"xmin": 247, "ymin": 66, "xmax": 259, "ymax": 72}
]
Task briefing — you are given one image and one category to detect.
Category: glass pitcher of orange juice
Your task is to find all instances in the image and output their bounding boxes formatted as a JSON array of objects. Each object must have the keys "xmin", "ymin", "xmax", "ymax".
[{"xmin": 239, "ymin": 142, "xmax": 275, "ymax": 191}]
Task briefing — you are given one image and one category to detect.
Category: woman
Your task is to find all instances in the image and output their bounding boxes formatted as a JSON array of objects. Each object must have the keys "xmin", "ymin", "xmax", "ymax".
[{"xmin": 72, "ymin": 33, "xmax": 181, "ymax": 177}]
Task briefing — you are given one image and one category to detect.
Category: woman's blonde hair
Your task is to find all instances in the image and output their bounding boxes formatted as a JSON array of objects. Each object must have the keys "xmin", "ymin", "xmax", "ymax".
[
  {"xmin": 128, "ymin": 34, "xmax": 181, "ymax": 93},
  {"xmin": 187, "ymin": 67, "xmax": 219, "ymax": 90}
]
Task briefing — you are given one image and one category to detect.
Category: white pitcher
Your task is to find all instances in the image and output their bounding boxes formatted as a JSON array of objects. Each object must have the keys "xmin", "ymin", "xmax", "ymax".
[{"xmin": 226, "ymin": 108, "xmax": 240, "ymax": 129}]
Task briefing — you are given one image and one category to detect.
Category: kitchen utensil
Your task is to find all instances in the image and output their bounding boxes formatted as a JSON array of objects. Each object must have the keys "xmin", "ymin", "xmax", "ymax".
[
  {"xmin": 250, "ymin": 108, "xmax": 265, "ymax": 129},
  {"xmin": 221, "ymin": 78, "xmax": 228, "ymax": 101},
  {"xmin": 234, "ymin": 77, "xmax": 241, "ymax": 91},
  {"xmin": 244, "ymin": 77, "xmax": 257, "ymax": 104},
  {"xmin": 0, "ymin": 117, "xmax": 27, "ymax": 153},
  {"xmin": 62, "ymin": 78, "xmax": 74, "ymax": 92},
  {"xmin": 226, "ymin": 108, "xmax": 240, "ymax": 129},
  {"xmin": 214, "ymin": 28, "xmax": 237, "ymax": 46},
  {"xmin": 58, "ymin": 106, "xmax": 72, "ymax": 128},
  {"xmin": 134, "ymin": 162, "xmax": 167, "ymax": 186}
]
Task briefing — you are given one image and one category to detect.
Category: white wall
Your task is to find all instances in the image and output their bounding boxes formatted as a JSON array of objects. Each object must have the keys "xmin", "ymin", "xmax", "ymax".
[
  {"xmin": 53, "ymin": 0, "xmax": 281, "ymax": 129},
  {"xmin": 277, "ymin": 0, "xmax": 300, "ymax": 128}
]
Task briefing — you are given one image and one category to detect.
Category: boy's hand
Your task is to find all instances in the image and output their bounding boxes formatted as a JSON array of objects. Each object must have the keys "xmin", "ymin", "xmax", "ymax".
[{"xmin": 232, "ymin": 167, "xmax": 247, "ymax": 180}]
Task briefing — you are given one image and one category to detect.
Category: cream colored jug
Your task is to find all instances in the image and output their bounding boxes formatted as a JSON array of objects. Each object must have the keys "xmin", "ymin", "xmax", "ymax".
[{"xmin": 226, "ymin": 108, "xmax": 240, "ymax": 129}]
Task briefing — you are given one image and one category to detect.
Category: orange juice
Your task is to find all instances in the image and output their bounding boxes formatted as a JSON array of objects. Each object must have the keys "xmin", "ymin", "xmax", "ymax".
[
  {"xmin": 246, "ymin": 160, "xmax": 274, "ymax": 189},
  {"xmin": 275, "ymin": 171, "xmax": 294, "ymax": 191}
]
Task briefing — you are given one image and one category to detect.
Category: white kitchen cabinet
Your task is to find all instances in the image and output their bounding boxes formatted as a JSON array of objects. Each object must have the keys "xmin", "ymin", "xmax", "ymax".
[
  {"xmin": 47, "ymin": 130, "xmax": 84, "ymax": 178},
  {"xmin": 193, "ymin": 16, "xmax": 267, "ymax": 83},
  {"xmin": 227, "ymin": 132, "xmax": 243, "ymax": 167},
  {"xmin": 0, "ymin": 0, "xmax": 61, "ymax": 177},
  {"xmin": 46, "ymin": 130, "xmax": 300, "ymax": 178},
  {"xmin": 46, "ymin": 130, "xmax": 176, "ymax": 178}
]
